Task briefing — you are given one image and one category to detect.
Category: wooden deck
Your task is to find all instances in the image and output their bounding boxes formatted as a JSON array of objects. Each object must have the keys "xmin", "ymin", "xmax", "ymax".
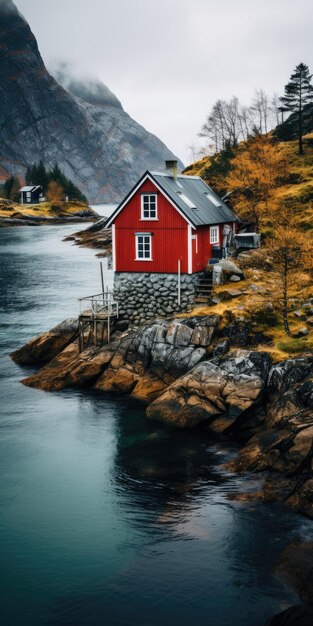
[{"xmin": 78, "ymin": 291, "xmax": 119, "ymax": 350}]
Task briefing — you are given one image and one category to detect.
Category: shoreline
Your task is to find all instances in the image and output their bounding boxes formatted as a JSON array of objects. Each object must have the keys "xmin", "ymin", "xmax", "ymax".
[
  {"xmin": 0, "ymin": 215, "xmax": 98, "ymax": 227},
  {"xmin": 10, "ymin": 313, "xmax": 313, "ymax": 606},
  {"xmin": 11, "ymin": 314, "xmax": 313, "ymax": 520},
  {"xmin": 0, "ymin": 199, "xmax": 99, "ymax": 227}
]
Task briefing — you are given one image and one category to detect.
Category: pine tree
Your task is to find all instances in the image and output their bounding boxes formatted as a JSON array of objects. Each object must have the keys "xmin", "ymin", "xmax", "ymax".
[
  {"xmin": 35, "ymin": 161, "xmax": 49, "ymax": 192},
  {"xmin": 3, "ymin": 176, "xmax": 14, "ymax": 199},
  {"xmin": 24, "ymin": 161, "xmax": 88, "ymax": 204},
  {"xmin": 3, "ymin": 176, "xmax": 21, "ymax": 201},
  {"xmin": 280, "ymin": 63, "xmax": 313, "ymax": 154},
  {"xmin": 25, "ymin": 166, "xmax": 32, "ymax": 185},
  {"xmin": 10, "ymin": 177, "xmax": 21, "ymax": 202}
]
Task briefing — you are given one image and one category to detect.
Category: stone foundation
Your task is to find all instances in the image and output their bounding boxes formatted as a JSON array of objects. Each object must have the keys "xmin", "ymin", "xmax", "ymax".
[{"xmin": 113, "ymin": 272, "xmax": 203, "ymax": 325}]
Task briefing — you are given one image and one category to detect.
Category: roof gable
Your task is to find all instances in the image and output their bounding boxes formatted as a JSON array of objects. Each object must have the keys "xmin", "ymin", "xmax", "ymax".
[
  {"xmin": 106, "ymin": 171, "xmax": 239, "ymax": 228},
  {"xmin": 106, "ymin": 172, "xmax": 195, "ymax": 228}
]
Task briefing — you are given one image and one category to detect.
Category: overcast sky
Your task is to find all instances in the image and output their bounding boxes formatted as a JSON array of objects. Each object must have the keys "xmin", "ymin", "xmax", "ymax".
[{"xmin": 16, "ymin": 0, "xmax": 313, "ymax": 164}]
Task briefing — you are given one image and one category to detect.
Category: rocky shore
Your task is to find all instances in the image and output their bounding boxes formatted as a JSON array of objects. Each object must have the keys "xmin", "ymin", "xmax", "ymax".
[
  {"xmin": 11, "ymin": 313, "xmax": 313, "ymax": 519},
  {"xmin": 10, "ymin": 312, "xmax": 313, "ymax": 610},
  {"xmin": 63, "ymin": 220, "xmax": 112, "ymax": 258}
]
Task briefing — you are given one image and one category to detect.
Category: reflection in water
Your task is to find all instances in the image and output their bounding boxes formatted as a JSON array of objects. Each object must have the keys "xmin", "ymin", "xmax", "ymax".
[{"xmin": 0, "ymin": 226, "xmax": 309, "ymax": 626}]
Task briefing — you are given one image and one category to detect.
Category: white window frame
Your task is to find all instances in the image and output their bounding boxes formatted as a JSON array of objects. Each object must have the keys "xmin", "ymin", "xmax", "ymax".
[
  {"xmin": 140, "ymin": 194, "xmax": 158, "ymax": 220},
  {"xmin": 135, "ymin": 233, "xmax": 153, "ymax": 261},
  {"xmin": 210, "ymin": 226, "xmax": 219, "ymax": 244},
  {"xmin": 26, "ymin": 191, "xmax": 32, "ymax": 203}
]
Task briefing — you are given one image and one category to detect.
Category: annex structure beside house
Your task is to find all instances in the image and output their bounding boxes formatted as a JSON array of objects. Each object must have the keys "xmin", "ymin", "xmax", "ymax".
[
  {"xmin": 19, "ymin": 185, "xmax": 43, "ymax": 205},
  {"xmin": 106, "ymin": 161, "xmax": 239, "ymax": 325}
]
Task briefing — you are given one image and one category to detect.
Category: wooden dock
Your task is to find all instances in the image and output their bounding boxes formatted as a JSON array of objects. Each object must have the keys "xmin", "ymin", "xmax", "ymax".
[{"xmin": 78, "ymin": 291, "xmax": 119, "ymax": 351}]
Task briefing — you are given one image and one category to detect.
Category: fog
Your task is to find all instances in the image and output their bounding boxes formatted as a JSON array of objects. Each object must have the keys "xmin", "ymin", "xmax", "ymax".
[{"xmin": 15, "ymin": 0, "xmax": 313, "ymax": 163}]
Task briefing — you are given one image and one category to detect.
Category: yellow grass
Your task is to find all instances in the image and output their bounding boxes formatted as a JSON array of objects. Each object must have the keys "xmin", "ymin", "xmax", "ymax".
[
  {"xmin": 178, "ymin": 262, "xmax": 313, "ymax": 360},
  {"xmin": 0, "ymin": 200, "xmax": 90, "ymax": 219},
  {"xmin": 184, "ymin": 133, "xmax": 313, "ymax": 233}
]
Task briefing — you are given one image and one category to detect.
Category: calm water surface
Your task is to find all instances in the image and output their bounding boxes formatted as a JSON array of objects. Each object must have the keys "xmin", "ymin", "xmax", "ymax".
[{"xmin": 0, "ymin": 225, "xmax": 312, "ymax": 626}]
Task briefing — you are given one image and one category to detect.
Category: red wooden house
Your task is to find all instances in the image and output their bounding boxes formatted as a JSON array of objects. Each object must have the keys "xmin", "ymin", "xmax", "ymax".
[{"xmin": 107, "ymin": 164, "xmax": 239, "ymax": 275}]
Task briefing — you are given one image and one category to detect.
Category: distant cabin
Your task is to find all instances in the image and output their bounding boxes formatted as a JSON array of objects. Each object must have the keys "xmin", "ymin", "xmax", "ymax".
[
  {"xmin": 20, "ymin": 185, "xmax": 43, "ymax": 205},
  {"xmin": 107, "ymin": 165, "xmax": 239, "ymax": 274}
]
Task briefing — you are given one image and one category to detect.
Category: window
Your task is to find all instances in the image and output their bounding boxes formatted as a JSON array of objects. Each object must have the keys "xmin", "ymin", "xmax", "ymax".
[
  {"xmin": 26, "ymin": 192, "xmax": 31, "ymax": 203},
  {"xmin": 141, "ymin": 194, "xmax": 157, "ymax": 220},
  {"xmin": 135, "ymin": 233, "xmax": 152, "ymax": 260},
  {"xmin": 210, "ymin": 226, "xmax": 219, "ymax": 244},
  {"xmin": 176, "ymin": 191, "xmax": 197, "ymax": 209},
  {"xmin": 205, "ymin": 192, "xmax": 222, "ymax": 207}
]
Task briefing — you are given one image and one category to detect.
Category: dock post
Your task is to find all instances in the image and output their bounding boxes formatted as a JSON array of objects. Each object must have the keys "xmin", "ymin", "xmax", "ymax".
[{"xmin": 100, "ymin": 261, "xmax": 104, "ymax": 294}]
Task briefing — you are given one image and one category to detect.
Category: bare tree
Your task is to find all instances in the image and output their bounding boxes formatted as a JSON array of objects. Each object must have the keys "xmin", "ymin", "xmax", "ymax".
[
  {"xmin": 251, "ymin": 89, "xmax": 270, "ymax": 134},
  {"xmin": 270, "ymin": 92, "xmax": 281, "ymax": 126},
  {"xmin": 238, "ymin": 105, "xmax": 254, "ymax": 140},
  {"xmin": 223, "ymin": 96, "xmax": 241, "ymax": 146},
  {"xmin": 199, "ymin": 89, "xmax": 280, "ymax": 158},
  {"xmin": 199, "ymin": 97, "xmax": 243, "ymax": 152},
  {"xmin": 187, "ymin": 143, "xmax": 207, "ymax": 163}
]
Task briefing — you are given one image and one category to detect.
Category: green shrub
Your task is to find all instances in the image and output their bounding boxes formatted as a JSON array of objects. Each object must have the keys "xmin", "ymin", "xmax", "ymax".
[{"xmin": 277, "ymin": 336, "xmax": 313, "ymax": 353}]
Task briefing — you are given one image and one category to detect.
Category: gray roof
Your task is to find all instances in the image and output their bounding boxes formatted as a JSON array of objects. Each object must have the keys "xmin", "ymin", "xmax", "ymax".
[
  {"xmin": 20, "ymin": 185, "xmax": 42, "ymax": 192},
  {"xmin": 151, "ymin": 172, "xmax": 239, "ymax": 226},
  {"xmin": 107, "ymin": 171, "xmax": 239, "ymax": 228}
]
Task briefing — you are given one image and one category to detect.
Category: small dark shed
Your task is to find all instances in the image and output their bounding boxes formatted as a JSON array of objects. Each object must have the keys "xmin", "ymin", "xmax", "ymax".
[{"xmin": 20, "ymin": 185, "xmax": 43, "ymax": 205}]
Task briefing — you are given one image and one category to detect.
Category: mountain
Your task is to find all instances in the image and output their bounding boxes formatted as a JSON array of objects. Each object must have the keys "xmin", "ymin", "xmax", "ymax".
[{"xmin": 0, "ymin": 0, "xmax": 182, "ymax": 202}]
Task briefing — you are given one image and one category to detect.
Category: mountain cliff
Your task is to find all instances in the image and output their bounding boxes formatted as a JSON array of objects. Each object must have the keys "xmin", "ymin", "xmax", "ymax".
[{"xmin": 0, "ymin": 0, "xmax": 182, "ymax": 202}]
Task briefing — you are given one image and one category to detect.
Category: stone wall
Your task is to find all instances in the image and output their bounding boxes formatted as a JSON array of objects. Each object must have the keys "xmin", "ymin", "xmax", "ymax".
[{"xmin": 113, "ymin": 272, "xmax": 203, "ymax": 325}]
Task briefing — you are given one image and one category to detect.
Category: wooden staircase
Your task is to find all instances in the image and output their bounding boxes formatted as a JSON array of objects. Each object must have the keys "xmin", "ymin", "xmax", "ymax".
[{"xmin": 195, "ymin": 272, "xmax": 213, "ymax": 304}]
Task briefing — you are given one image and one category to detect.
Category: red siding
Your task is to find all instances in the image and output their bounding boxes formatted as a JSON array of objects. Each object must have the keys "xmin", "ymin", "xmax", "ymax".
[
  {"xmin": 192, "ymin": 223, "xmax": 237, "ymax": 271},
  {"xmin": 113, "ymin": 177, "xmax": 237, "ymax": 273},
  {"xmin": 114, "ymin": 180, "xmax": 189, "ymax": 273}
]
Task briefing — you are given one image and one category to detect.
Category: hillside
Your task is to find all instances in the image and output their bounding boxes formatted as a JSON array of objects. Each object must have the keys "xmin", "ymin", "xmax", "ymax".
[
  {"xmin": 182, "ymin": 135, "xmax": 313, "ymax": 356},
  {"xmin": 0, "ymin": 0, "xmax": 182, "ymax": 203},
  {"xmin": 184, "ymin": 134, "xmax": 313, "ymax": 233}
]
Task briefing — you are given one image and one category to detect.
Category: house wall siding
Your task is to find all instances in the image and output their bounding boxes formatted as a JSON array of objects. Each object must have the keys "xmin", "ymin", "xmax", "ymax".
[
  {"xmin": 113, "ymin": 180, "xmax": 189, "ymax": 273},
  {"xmin": 192, "ymin": 223, "xmax": 237, "ymax": 269}
]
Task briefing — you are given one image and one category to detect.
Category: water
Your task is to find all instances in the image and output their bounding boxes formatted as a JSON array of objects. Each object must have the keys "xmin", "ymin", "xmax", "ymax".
[{"xmin": 0, "ymin": 225, "xmax": 311, "ymax": 626}]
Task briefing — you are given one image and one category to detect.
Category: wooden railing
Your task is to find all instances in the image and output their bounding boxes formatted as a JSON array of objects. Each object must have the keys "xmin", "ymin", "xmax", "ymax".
[
  {"xmin": 78, "ymin": 290, "xmax": 119, "ymax": 349},
  {"xmin": 78, "ymin": 290, "xmax": 119, "ymax": 318}
]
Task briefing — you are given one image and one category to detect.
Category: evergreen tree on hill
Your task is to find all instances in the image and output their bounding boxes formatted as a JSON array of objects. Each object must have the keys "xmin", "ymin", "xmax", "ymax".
[
  {"xmin": 280, "ymin": 63, "xmax": 313, "ymax": 154},
  {"xmin": 3, "ymin": 175, "xmax": 20, "ymax": 201},
  {"xmin": 25, "ymin": 161, "xmax": 49, "ymax": 192},
  {"xmin": 25, "ymin": 162, "xmax": 88, "ymax": 203}
]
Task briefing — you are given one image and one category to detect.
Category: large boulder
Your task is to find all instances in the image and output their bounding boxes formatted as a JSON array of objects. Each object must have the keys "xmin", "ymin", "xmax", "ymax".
[
  {"xmin": 273, "ymin": 541, "xmax": 313, "ymax": 604},
  {"xmin": 266, "ymin": 357, "xmax": 313, "ymax": 427},
  {"xmin": 94, "ymin": 365, "xmax": 139, "ymax": 394},
  {"xmin": 10, "ymin": 318, "xmax": 78, "ymax": 365},
  {"xmin": 95, "ymin": 316, "xmax": 219, "ymax": 399},
  {"xmin": 21, "ymin": 343, "xmax": 114, "ymax": 391},
  {"xmin": 146, "ymin": 350, "xmax": 271, "ymax": 431},
  {"xmin": 266, "ymin": 606, "xmax": 313, "ymax": 626},
  {"xmin": 217, "ymin": 259, "xmax": 245, "ymax": 279},
  {"xmin": 234, "ymin": 419, "xmax": 313, "ymax": 476}
]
